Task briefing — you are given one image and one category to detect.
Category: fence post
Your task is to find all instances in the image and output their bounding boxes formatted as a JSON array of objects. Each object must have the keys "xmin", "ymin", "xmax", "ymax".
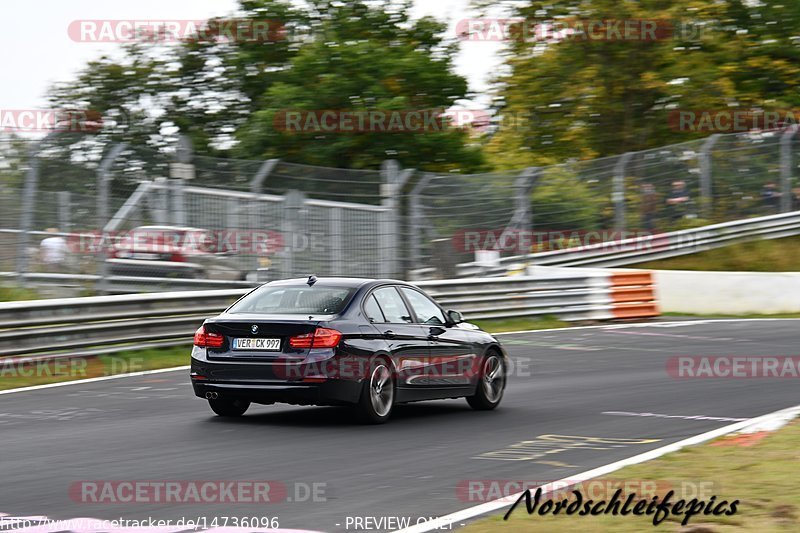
[
  {"xmin": 499, "ymin": 167, "xmax": 539, "ymax": 251},
  {"xmin": 408, "ymin": 173, "xmax": 433, "ymax": 279},
  {"xmin": 15, "ymin": 143, "xmax": 41, "ymax": 278},
  {"xmin": 169, "ymin": 135, "xmax": 195, "ymax": 226},
  {"xmin": 699, "ymin": 133, "xmax": 721, "ymax": 218},
  {"xmin": 380, "ymin": 160, "xmax": 413, "ymax": 278},
  {"xmin": 58, "ymin": 191, "xmax": 71, "ymax": 232},
  {"xmin": 250, "ymin": 159, "xmax": 279, "ymax": 194},
  {"xmin": 151, "ymin": 177, "xmax": 169, "ymax": 224},
  {"xmin": 780, "ymin": 125, "xmax": 799, "ymax": 213},
  {"xmin": 329, "ymin": 207, "xmax": 343, "ymax": 275},
  {"xmin": 613, "ymin": 152, "xmax": 634, "ymax": 232},
  {"xmin": 280, "ymin": 189, "xmax": 305, "ymax": 278},
  {"xmin": 95, "ymin": 143, "xmax": 127, "ymax": 294}
]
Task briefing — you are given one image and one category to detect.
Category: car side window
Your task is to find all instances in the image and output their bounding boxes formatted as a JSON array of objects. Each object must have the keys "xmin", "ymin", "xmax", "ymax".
[
  {"xmin": 363, "ymin": 294, "xmax": 385, "ymax": 323},
  {"xmin": 372, "ymin": 287, "xmax": 413, "ymax": 323},
  {"xmin": 400, "ymin": 287, "xmax": 446, "ymax": 325}
]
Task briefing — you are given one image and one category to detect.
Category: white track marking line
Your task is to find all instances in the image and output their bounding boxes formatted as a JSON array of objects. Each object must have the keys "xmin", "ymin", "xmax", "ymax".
[
  {"xmin": 393, "ymin": 402, "xmax": 800, "ymax": 533},
  {"xmin": 493, "ymin": 317, "xmax": 800, "ymax": 336},
  {"xmin": 0, "ymin": 366, "xmax": 190, "ymax": 396}
]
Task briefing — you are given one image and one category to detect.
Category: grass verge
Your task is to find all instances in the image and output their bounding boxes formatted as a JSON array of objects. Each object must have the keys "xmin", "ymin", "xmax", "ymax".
[
  {"xmin": 0, "ymin": 284, "xmax": 41, "ymax": 302},
  {"xmin": 473, "ymin": 315, "xmax": 571, "ymax": 333},
  {"xmin": 0, "ymin": 345, "xmax": 191, "ymax": 391},
  {"xmin": 460, "ymin": 420, "xmax": 800, "ymax": 532},
  {"xmin": 635, "ymin": 236, "xmax": 800, "ymax": 272}
]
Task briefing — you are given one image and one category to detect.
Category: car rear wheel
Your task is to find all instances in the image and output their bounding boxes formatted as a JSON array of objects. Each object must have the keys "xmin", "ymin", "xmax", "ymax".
[
  {"xmin": 357, "ymin": 361, "xmax": 394, "ymax": 424},
  {"xmin": 467, "ymin": 352, "xmax": 505, "ymax": 410},
  {"xmin": 208, "ymin": 397, "xmax": 250, "ymax": 417}
]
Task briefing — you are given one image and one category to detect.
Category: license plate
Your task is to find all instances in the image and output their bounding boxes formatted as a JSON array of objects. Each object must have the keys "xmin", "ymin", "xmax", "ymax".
[{"xmin": 232, "ymin": 337, "xmax": 281, "ymax": 351}]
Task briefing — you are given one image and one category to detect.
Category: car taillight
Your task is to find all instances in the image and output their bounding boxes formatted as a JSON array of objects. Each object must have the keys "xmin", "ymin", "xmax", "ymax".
[
  {"xmin": 194, "ymin": 325, "xmax": 224, "ymax": 348},
  {"xmin": 289, "ymin": 327, "xmax": 342, "ymax": 349}
]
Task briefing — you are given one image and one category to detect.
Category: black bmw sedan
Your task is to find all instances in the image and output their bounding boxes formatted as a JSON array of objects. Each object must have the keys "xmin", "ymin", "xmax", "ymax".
[{"xmin": 191, "ymin": 277, "xmax": 508, "ymax": 423}]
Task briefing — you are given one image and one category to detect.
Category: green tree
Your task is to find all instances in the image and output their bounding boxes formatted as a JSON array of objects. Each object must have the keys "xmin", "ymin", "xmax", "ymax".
[
  {"xmin": 486, "ymin": 0, "xmax": 800, "ymax": 168},
  {"xmin": 46, "ymin": 0, "xmax": 484, "ymax": 173}
]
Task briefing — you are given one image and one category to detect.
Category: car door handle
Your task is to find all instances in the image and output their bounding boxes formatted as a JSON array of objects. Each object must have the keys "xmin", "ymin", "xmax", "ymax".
[{"xmin": 383, "ymin": 330, "xmax": 396, "ymax": 339}]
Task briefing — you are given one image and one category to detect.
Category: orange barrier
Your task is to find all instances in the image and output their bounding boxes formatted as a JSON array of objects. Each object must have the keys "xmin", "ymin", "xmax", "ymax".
[{"xmin": 609, "ymin": 271, "xmax": 660, "ymax": 319}]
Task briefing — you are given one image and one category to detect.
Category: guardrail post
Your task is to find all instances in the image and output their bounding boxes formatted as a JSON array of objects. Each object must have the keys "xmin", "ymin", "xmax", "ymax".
[
  {"xmin": 250, "ymin": 159, "xmax": 279, "ymax": 194},
  {"xmin": 699, "ymin": 133, "xmax": 721, "ymax": 219},
  {"xmin": 780, "ymin": 125, "xmax": 799, "ymax": 213},
  {"xmin": 613, "ymin": 152, "xmax": 634, "ymax": 232}
]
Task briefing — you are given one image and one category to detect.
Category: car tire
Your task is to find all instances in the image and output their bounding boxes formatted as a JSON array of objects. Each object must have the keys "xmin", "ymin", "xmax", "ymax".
[
  {"xmin": 467, "ymin": 352, "xmax": 505, "ymax": 410},
  {"xmin": 208, "ymin": 397, "xmax": 250, "ymax": 417},
  {"xmin": 356, "ymin": 360, "xmax": 394, "ymax": 424}
]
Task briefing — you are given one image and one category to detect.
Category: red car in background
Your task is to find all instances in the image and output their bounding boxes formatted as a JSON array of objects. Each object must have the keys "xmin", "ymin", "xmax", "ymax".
[{"xmin": 106, "ymin": 225, "xmax": 278, "ymax": 281}]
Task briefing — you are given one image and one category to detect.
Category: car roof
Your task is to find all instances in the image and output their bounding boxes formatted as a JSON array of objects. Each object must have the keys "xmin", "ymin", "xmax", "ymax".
[{"xmin": 265, "ymin": 277, "xmax": 410, "ymax": 289}]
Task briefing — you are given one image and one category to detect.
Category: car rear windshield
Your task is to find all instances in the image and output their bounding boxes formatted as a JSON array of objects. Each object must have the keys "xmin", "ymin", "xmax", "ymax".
[{"xmin": 227, "ymin": 286, "xmax": 355, "ymax": 315}]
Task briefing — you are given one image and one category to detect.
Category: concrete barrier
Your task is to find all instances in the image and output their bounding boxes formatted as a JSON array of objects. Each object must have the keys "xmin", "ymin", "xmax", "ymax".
[{"xmin": 652, "ymin": 270, "xmax": 800, "ymax": 315}]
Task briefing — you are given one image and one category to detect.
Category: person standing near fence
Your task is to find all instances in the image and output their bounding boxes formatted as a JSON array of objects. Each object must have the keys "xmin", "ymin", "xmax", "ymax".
[
  {"xmin": 640, "ymin": 183, "xmax": 658, "ymax": 231},
  {"xmin": 666, "ymin": 180, "xmax": 692, "ymax": 222}
]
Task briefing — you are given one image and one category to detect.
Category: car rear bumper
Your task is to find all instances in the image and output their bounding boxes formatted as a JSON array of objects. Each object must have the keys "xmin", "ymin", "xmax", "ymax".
[
  {"xmin": 191, "ymin": 346, "xmax": 367, "ymax": 406},
  {"xmin": 191, "ymin": 379, "xmax": 362, "ymax": 406}
]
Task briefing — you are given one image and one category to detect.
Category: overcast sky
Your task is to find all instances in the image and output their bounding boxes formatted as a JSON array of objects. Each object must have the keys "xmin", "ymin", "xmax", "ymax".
[{"xmin": 1, "ymin": 0, "xmax": 504, "ymax": 111}]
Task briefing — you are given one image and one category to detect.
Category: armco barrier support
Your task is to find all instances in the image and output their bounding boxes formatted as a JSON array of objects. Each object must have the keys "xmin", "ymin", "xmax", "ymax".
[{"xmin": 609, "ymin": 271, "xmax": 659, "ymax": 319}]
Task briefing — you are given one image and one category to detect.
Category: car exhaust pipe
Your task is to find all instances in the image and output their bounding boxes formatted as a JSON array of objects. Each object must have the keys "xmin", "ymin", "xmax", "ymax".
[{"xmin": 205, "ymin": 392, "xmax": 218, "ymax": 400}]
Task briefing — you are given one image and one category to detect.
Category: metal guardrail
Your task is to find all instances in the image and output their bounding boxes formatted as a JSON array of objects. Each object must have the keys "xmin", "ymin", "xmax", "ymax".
[
  {"xmin": 0, "ymin": 272, "xmax": 256, "ymax": 294},
  {"xmin": 451, "ymin": 210, "xmax": 800, "ymax": 278},
  {"xmin": 0, "ymin": 289, "xmax": 248, "ymax": 362},
  {"xmin": 0, "ymin": 275, "xmax": 658, "ymax": 363}
]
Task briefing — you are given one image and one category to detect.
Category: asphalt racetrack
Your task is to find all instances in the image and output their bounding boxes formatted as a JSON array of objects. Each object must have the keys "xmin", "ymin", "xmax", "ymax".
[{"xmin": 1, "ymin": 319, "xmax": 798, "ymax": 532}]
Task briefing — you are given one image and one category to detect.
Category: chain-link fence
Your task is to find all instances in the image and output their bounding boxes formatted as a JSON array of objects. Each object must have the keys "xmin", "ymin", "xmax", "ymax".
[{"xmin": 3, "ymin": 128, "xmax": 800, "ymax": 291}]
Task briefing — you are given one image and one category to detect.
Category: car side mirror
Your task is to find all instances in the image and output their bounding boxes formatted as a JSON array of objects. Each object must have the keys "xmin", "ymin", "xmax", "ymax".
[{"xmin": 447, "ymin": 309, "xmax": 464, "ymax": 325}]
